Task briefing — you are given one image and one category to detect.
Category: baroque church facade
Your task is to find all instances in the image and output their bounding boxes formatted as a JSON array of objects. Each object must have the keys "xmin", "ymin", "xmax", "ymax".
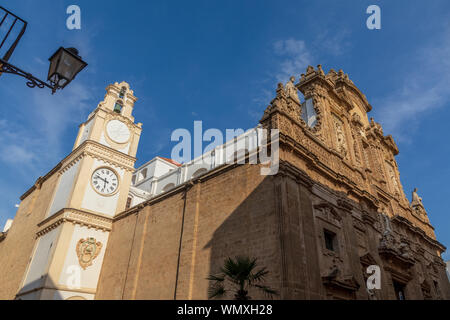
[{"xmin": 0, "ymin": 65, "xmax": 449, "ymax": 300}]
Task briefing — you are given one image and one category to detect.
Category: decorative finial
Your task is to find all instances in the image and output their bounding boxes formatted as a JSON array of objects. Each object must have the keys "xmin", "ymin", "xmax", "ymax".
[
  {"xmin": 276, "ymin": 83, "xmax": 285, "ymax": 98},
  {"xmin": 317, "ymin": 65, "xmax": 324, "ymax": 76}
]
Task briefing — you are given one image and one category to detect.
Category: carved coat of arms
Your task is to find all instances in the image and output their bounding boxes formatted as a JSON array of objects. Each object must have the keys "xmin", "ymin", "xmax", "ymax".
[{"xmin": 76, "ymin": 237, "xmax": 102, "ymax": 270}]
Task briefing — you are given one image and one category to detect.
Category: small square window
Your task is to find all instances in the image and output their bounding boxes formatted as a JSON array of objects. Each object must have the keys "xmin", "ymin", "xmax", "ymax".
[
  {"xmin": 324, "ymin": 229, "xmax": 337, "ymax": 252},
  {"xmin": 393, "ymin": 280, "xmax": 406, "ymax": 300}
]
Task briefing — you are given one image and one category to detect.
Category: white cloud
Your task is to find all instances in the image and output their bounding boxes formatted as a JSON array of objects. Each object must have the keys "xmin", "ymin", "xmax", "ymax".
[
  {"xmin": 273, "ymin": 39, "xmax": 313, "ymax": 83},
  {"xmin": 374, "ymin": 28, "xmax": 450, "ymax": 141},
  {"xmin": 246, "ymin": 38, "xmax": 314, "ymax": 120},
  {"xmin": 0, "ymin": 79, "xmax": 96, "ymax": 180},
  {"xmin": 314, "ymin": 29, "xmax": 351, "ymax": 57},
  {"xmin": 0, "ymin": 145, "xmax": 35, "ymax": 164},
  {"xmin": 30, "ymin": 81, "xmax": 95, "ymax": 149}
]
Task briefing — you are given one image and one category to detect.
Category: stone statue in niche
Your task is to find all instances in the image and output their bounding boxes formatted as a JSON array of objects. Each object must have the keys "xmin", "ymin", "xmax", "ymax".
[
  {"xmin": 285, "ymin": 76, "xmax": 300, "ymax": 103},
  {"xmin": 351, "ymin": 130, "xmax": 362, "ymax": 166},
  {"xmin": 386, "ymin": 162, "xmax": 400, "ymax": 195},
  {"xmin": 333, "ymin": 116, "xmax": 348, "ymax": 157}
]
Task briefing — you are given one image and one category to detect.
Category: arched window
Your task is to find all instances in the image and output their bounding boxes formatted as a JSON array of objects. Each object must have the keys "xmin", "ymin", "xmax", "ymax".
[
  {"xmin": 114, "ymin": 100, "xmax": 123, "ymax": 114},
  {"xmin": 301, "ymin": 98, "xmax": 317, "ymax": 128},
  {"xmin": 119, "ymin": 87, "xmax": 127, "ymax": 99},
  {"xmin": 192, "ymin": 168, "xmax": 208, "ymax": 179},
  {"xmin": 162, "ymin": 183, "xmax": 175, "ymax": 193}
]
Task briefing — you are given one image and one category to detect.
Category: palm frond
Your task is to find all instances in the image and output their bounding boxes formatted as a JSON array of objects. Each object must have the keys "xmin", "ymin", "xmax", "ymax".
[
  {"xmin": 208, "ymin": 283, "xmax": 227, "ymax": 299},
  {"xmin": 249, "ymin": 267, "xmax": 269, "ymax": 284},
  {"xmin": 221, "ymin": 256, "xmax": 259, "ymax": 283},
  {"xmin": 253, "ymin": 284, "xmax": 279, "ymax": 298},
  {"xmin": 206, "ymin": 273, "xmax": 225, "ymax": 282},
  {"xmin": 207, "ymin": 256, "xmax": 276, "ymax": 300}
]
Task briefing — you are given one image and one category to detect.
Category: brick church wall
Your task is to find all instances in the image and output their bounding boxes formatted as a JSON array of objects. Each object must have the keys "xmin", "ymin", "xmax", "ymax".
[{"xmin": 0, "ymin": 164, "xmax": 61, "ymax": 299}]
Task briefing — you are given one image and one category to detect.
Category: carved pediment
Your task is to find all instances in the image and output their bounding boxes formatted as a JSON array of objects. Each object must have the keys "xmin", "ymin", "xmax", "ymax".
[
  {"xmin": 322, "ymin": 267, "xmax": 360, "ymax": 292},
  {"xmin": 378, "ymin": 238, "xmax": 415, "ymax": 270},
  {"xmin": 337, "ymin": 198, "xmax": 353, "ymax": 212},
  {"xmin": 314, "ymin": 202, "xmax": 342, "ymax": 222},
  {"xmin": 360, "ymin": 252, "xmax": 378, "ymax": 267}
]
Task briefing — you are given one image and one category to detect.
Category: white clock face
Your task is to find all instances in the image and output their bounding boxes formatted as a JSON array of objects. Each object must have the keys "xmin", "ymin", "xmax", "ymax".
[
  {"xmin": 106, "ymin": 120, "xmax": 130, "ymax": 144},
  {"xmin": 91, "ymin": 168, "xmax": 119, "ymax": 195}
]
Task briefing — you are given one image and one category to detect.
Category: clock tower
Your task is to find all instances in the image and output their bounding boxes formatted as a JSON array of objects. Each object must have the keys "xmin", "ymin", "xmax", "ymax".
[{"xmin": 16, "ymin": 82, "xmax": 142, "ymax": 300}]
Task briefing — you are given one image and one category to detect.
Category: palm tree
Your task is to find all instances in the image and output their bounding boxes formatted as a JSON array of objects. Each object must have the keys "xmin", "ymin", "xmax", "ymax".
[{"xmin": 207, "ymin": 256, "xmax": 278, "ymax": 300}]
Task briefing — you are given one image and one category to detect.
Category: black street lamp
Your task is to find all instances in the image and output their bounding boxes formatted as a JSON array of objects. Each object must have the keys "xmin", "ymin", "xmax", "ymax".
[
  {"xmin": 47, "ymin": 47, "xmax": 87, "ymax": 91},
  {"xmin": 0, "ymin": 6, "xmax": 87, "ymax": 94}
]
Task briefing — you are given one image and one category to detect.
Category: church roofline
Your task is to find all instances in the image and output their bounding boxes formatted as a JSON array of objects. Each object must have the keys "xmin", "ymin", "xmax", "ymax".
[
  {"xmin": 158, "ymin": 157, "xmax": 181, "ymax": 167},
  {"xmin": 134, "ymin": 156, "xmax": 181, "ymax": 174},
  {"xmin": 20, "ymin": 162, "xmax": 63, "ymax": 201}
]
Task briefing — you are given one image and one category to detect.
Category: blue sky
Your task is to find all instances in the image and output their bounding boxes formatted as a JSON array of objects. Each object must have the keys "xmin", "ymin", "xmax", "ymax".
[{"xmin": 0, "ymin": 0, "xmax": 449, "ymax": 260}]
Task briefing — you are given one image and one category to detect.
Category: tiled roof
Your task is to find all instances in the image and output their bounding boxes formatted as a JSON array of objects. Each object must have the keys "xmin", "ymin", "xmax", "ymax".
[{"xmin": 159, "ymin": 157, "xmax": 181, "ymax": 167}]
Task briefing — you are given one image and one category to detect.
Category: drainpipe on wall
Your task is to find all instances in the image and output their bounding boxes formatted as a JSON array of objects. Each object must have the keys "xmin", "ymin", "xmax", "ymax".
[{"xmin": 174, "ymin": 181, "xmax": 194, "ymax": 300}]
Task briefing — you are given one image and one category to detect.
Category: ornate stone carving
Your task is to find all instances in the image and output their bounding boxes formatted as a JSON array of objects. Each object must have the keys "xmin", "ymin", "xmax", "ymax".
[
  {"xmin": 398, "ymin": 241, "xmax": 413, "ymax": 260},
  {"xmin": 411, "ymin": 188, "xmax": 429, "ymax": 217},
  {"xmin": 314, "ymin": 202, "xmax": 342, "ymax": 223},
  {"xmin": 378, "ymin": 215, "xmax": 415, "ymax": 270},
  {"xmin": 379, "ymin": 214, "xmax": 397, "ymax": 250},
  {"xmin": 322, "ymin": 266, "xmax": 360, "ymax": 294},
  {"xmin": 351, "ymin": 129, "xmax": 362, "ymax": 166},
  {"xmin": 76, "ymin": 237, "xmax": 103, "ymax": 270},
  {"xmin": 379, "ymin": 230, "xmax": 397, "ymax": 252},
  {"xmin": 411, "ymin": 188, "xmax": 423, "ymax": 207},
  {"xmin": 333, "ymin": 115, "xmax": 348, "ymax": 158},
  {"xmin": 386, "ymin": 161, "xmax": 400, "ymax": 195}
]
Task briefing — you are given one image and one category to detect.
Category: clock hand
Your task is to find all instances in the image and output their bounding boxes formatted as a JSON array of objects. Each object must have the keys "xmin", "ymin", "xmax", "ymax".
[{"xmin": 96, "ymin": 176, "xmax": 108, "ymax": 183}]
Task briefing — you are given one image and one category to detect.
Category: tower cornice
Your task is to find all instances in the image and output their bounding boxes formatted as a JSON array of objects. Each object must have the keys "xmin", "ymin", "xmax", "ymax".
[
  {"xmin": 36, "ymin": 208, "xmax": 113, "ymax": 237},
  {"xmin": 62, "ymin": 140, "xmax": 137, "ymax": 173}
]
